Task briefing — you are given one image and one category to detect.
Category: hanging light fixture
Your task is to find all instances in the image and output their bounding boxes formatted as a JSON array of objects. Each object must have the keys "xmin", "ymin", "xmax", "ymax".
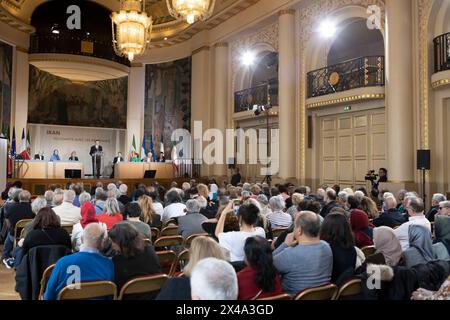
[
  {"xmin": 111, "ymin": 0, "xmax": 152, "ymax": 61},
  {"xmin": 166, "ymin": 0, "xmax": 216, "ymax": 25}
]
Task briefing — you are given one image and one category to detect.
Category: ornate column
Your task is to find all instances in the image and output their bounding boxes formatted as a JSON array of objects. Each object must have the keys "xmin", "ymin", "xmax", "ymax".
[
  {"xmin": 385, "ymin": 0, "xmax": 414, "ymax": 183},
  {"xmin": 191, "ymin": 46, "xmax": 212, "ymax": 176},
  {"xmin": 126, "ymin": 63, "xmax": 145, "ymax": 158},
  {"xmin": 213, "ymin": 42, "xmax": 229, "ymax": 177},
  {"xmin": 12, "ymin": 48, "xmax": 29, "ymax": 141},
  {"xmin": 278, "ymin": 9, "xmax": 296, "ymax": 180}
]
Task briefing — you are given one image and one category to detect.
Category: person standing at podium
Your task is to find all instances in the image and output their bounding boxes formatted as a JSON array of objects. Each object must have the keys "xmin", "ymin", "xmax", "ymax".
[{"xmin": 90, "ymin": 140, "xmax": 103, "ymax": 178}]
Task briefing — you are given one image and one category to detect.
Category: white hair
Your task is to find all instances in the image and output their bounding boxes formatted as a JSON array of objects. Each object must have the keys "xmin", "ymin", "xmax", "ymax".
[
  {"xmin": 104, "ymin": 197, "xmax": 120, "ymax": 216},
  {"xmin": 242, "ymin": 183, "xmax": 251, "ymax": 191},
  {"xmin": 190, "ymin": 258, "xmax": 238, "ymax": 300},
  {"xmin": 383, "ymin": 192, "xmax": 394, "ymax": 199},
  {"xmin": 63, "ymin": 190, "xmax": 76, "ymax": 203},
  {"xmin": 337, "ymin": 191, "xmax": 348, "ymax": 202},
  {"xmin": 269, "ymin": 196, "xmax": 285, "ymax": 211},
  {"xmin": 186, "ymin": 199, "xmax": 201, "ymax": 213},
  {"xmin": 31, "ymin": 196, "xmax": 48, "ymax": 214},
  {"xmin": 432, "ymin": 193, "xmax": 446, "ymax": 203},
  {"xmin": 79, "ymin": 192, "xmax": 92, "ymax": 206},
  {"xmin": 107, "ymin": 183, "xmax": 117, "ymax": 192},
  {"xmin": 119, "ymin": 184, "xmax": 128, "ymax": 195},
  {"xmin": 44, "ymin": 190, "xmax": 54, "ymax": 203},
  {"xmin": 354, "ymin": 191, "xmax": 365, "ymax": 202}
]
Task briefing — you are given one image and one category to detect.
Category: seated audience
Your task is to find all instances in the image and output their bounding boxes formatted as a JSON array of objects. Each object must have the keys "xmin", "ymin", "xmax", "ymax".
[
  {"xmin": 394, "ymin": 197, "xmax": 431, "ymax": 251},
  {"xmin": 319, "ymin": 189, "xmax": 339, "ymax": 218},
  {"xmin": 125, "ymin": 202, "xmax": 151, "ymax": 239},
  {"xmin": 52, "ymin": 189, "xmax": 64, "ymax": 207},
  {"xmin": 237, "ymin": 236, "xmax": 284, "ymax": 300},
  {"xmin": 2, "ymin": 190, "xmax": 35, "ymax": 267},
  {"xmin": 44, "ymin": 223, "xmax": 114, "ymax": 300},
  {"xmin": 117, "ymin": 184, "xmax": 131, "ymax": 206},
  {"xmin": 52, "ymin": 190, "xmax": 82, "ymax": 226},
  {"xmin": 44, "ymin": 190, "xmax": 54, "ymax": 208},
  {"xmin": 364, "ymin": 226, "xmax": 402, "ymax": 266},
  {"xmin": 93, "ymin": 188, "xmax": 108, "ymax": 214},
  {"xmin": 190, "ymin": 257, "xmax": 238, "ymax": 300},
  {"xmin": 138, "ymin": 195, "xmax": 161, "ymax": 228},
  {"xmin": 434, "ymin": 215, "xmax": 450, "ymax": 257},
  {"xmin": 411, "ymin": 275, "xmax": 450, "ymax": 300},
  {"xmin": 427, "ymin": 194, "xmax": 447, "ymax": 222},
  {"xmin": 266, "ymin": 196, "xmax": 292, "ymax": 228},
  {"xmin": 350, "ymin": 209, "xmax": 374, "ymax": 248},
  {"xmin": 109, "ymin": 222, "xmax": 161, "ymax": 299},
  {"xmin": 20, "ymin": 196, "xmax": 48, "ymax": 239},
  {"xmin": 178, "ymin": 199, "xmax": 207, "ymax": 239},
  {"xmin": 403, "ymin": 224, "xmax": 445, "ymax": 268},
  {"xmin": 148, "ymin": 191, "xmax": 164, "ymax": 217},
  {"xmin": 71, "ymin": 202, "xmax": 107, "ymax": 252},
  {"xmin": 437, "ymin": 200, "xmax": 450, "ymax": 217},
  {"xmin": 97, "ymin": 198, "xmax": 123, "ymax": 231},
  {"xmin": 156, "ymin": 236, "xmax": 226, "ymax": 300},
  {"xmin": 319, "ymin": 213, "xmax": 364, "ymax": 284},
  {"xmin": 161, "ymin": 189, "xmax": 186, "ymax": 223},
  {"xmin": 215, "ymin": 202, "xmax": 266, "ymax": 262},
  {"xmin": 273, "ymin": 211, "xmax": 332, "ymax": 296},
  {"xmin": 360, "ymin": 196, "xmax": 379, "ymax": 220},
  {"xmin": 14, "ymin": 207, "xmax": 71, "ymax": 267},
  {"xmin": 373, "ymin": 196, "xmax": 405, "ymax": 228}
]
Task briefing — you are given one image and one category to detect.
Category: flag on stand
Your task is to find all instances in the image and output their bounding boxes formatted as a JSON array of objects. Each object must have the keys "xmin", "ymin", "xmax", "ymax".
[
  {"xmin": 11, "ymin": 127, "xmax": 16, "ymax": 158},
  {"xmin": 132, "ymin": 134, "xmax": 137, "ymax": 153},
  {"xmin": 21, "ymin": 128, "xmax": 26, "ymax": 153},
  {"xmin": 149, "ymin": 134, "xmax": 156, "ymax": 161},
  {"xmin": 160, "ymin": 133, "xmax": 164, "ymax": 156},
  {"xmin": 26, "ymin": 129, "xmax": 31, "ymax": 147},
  {"xmin": 141, "ymin": 135, "xmax": 146, "ymax": 158},
  {"xmin": 171, "ymin": 141, "xmax": 179, "ymax": 173}
]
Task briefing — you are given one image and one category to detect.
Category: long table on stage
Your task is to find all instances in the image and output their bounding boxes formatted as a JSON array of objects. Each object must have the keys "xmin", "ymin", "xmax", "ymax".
[
  {"xmin": 114, "ymin": 162, "xmax": 174, "ymax": 179},
  {"xmin": 16, "ymin": 160, "xmax": 84, "ymax": 179}
]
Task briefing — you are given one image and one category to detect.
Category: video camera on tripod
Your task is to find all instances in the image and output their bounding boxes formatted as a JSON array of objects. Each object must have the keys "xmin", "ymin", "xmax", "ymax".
[{"xmin": 365, "ymin": 170, "xmax": 379, "ymax": 189}]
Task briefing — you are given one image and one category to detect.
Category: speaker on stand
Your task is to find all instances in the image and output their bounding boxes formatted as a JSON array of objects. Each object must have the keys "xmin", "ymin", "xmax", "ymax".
[{"xmin": 417, "ymin": 150, "xmax": 430, "ymax": 210}]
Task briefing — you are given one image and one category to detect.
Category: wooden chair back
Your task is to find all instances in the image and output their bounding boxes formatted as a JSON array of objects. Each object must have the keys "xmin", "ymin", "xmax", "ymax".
[
  {"xmin": 160, "ymin": 225, "xmax": 179, "ymax": 237},
  {"xmin": 151, "ymin": 227, "xmax": 160, "ymax": 243},
  {"xmin": 61, "ymin": 225, "xmax": 73, "ymax": 236},
  {"xmin": 14, "ymin": 219, "xmax": 33, "ymax": 248},
  {"xmin": 294, "ymin": 283, "xmax": 338, "ymax": 300},
  {"xmin": 58, "ymin": 281, "xmax": 117, "ymax": 300},
  {"xmin": 169, "ymin": 249, "xmax": 190, "ymax": 276},
  {"xmin": 361, "ymin": 245, "xmax": 376, "ymax": 257},
  {"xmin": 154, "ymin": 235, "xmax": 184, "ymax": 250},
  {"xmin": 184, "ymin": 233, "xmax": 209, "ymax": 247},
  {"xmin": 334, "ymin": 278, "xmax": 362, "ymax": 300},
  {"xmin": 272, "ymin": 228, "xmax": 288, "ymax": 238},
  {"xmin": 39, "ymin": 264, "xmax": 55, "ymax": 300},
  {"xmin": 156, "ymin": 250, "xmax": 177, "ymax": 275},
  {"xmin": 257, "ymin": 293, "xmax": 292, "ymax": 300},
  {"xmin": 118, "ymin": 274, "xmax": 169, "ymax": 300}
]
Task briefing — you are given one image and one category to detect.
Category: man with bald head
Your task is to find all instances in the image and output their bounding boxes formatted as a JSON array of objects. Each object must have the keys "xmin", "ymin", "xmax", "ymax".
[
  {"xmin": 44, "ymin": 223, "xmax": 114, "ymax": 300},
  {"xmin": 273, "ymin": 211, "xmax": 332, "ymax": 296}
]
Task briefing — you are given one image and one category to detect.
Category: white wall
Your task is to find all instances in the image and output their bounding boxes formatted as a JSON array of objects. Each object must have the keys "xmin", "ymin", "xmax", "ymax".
[{"xmin": 28, "ymin": 124, "xmax": 125, "ymax": 177}]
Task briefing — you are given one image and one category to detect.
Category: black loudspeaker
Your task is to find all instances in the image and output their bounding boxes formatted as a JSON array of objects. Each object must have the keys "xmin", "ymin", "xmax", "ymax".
[
  {"xmin": 144, "ymin": 170, "xmax": 156, "ymax": 178},
  {"xmin": 65, "ymin": 169, "xmax": 81, "ymax": 179},
  {"xmin": 417, "ymin": 150, "xmax": 431, "ymax": 170}
]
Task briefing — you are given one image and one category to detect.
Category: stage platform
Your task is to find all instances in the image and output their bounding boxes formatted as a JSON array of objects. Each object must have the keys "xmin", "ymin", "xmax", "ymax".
[{"xmin": 7, "ymin": 177, "xmax": 200, "ymax": 196}]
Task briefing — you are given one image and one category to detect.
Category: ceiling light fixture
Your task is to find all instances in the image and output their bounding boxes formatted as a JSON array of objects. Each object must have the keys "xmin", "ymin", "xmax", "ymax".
[{"xmin": 166, "ymin": 0, "xmax": 216, "ymax": 25}]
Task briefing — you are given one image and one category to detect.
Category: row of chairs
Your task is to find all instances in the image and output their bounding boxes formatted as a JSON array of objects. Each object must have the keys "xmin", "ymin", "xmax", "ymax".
[{"xmin": 13, "ymin": 219, "xmax": 74, "ymax": 248}]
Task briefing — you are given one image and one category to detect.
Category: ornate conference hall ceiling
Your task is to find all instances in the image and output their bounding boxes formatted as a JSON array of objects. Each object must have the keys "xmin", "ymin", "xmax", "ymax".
[{"xmin": 0, "ymin": 0, "xmax": 260, "ymax": 46}]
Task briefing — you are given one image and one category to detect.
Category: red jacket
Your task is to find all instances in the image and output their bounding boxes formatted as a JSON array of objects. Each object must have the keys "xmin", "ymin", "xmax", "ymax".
[{"xmin": 237, "ymin": 266, "xmax": 285, "ymax": 300}]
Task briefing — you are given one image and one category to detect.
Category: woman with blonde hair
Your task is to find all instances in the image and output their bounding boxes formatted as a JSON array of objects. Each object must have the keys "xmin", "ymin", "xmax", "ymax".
[
  {"xmin": 156, "ymin": 236, "xmax": 226, "ymax": 300},
  {"xmin": 138, "ymin": 194, "xmax": 161, "ymax": 228},
  {"xmin": 197, "ymin": 183, "xmax": 209, "ymax": 199},
  {"xmin": 360, "ymin": 196, "xmax": 380, "ymax": 219},
  {"xmin": 287, "ymin": 193, "xmax": 304, "ymax": 218}
]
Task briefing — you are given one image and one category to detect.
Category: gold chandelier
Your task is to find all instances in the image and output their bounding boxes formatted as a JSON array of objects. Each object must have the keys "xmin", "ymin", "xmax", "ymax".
[
  {"xmin": 166, "ymin": 0, "xmax": 216, "ymax": 25},
  {"xmin": 111, "ymin": 0, "xmax": 152, "ymax": 61}
]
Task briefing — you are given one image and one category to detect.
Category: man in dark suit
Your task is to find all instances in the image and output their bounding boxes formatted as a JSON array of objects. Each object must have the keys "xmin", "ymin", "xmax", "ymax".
[
  {"xmin": 89, "ymin": 140, "xmax": 103, "ymax": 178},
  {"xmin": 110, "ymin": 152, "xmax": 124, "ymax": 178},
  {"xmin": 34, "ymin": 152, "xmax": 44, "ymax": 160}
]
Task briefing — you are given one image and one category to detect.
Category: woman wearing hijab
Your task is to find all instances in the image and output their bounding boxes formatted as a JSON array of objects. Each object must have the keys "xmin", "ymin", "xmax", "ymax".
[
  {"xmin": 434, "ymin": 215, "xmax": 450, "ymax": 258},
  {"xmin": 365, "ymin": 226, "xmax": 402, "ymax": 266},
  {"xmin": 350, "ymin": 209, "xmax": 374, "ymax": 248},
  {"xmin": 403, "ymin": 224, "xmax": 437, "ymax": 268},
  {"xmin": 71, "ymin": 202, "xmax": 107, "ymax": 251}
]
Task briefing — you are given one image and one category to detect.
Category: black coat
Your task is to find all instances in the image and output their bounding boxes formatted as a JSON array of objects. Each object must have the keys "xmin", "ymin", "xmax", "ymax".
[
  {"xmin": 373, "ymin": 209, "xmax": 406, "ymax": 228},
  {"xmin": 156, "ymin": 276, "xmax": 191, "ymax": 300},
  {"xmin": 319, "ymin": 201, "xmax": 339, "ymax": 218},
  {"xmin": 15, "ymin": 245, "xmax": 71, "ymax": 300}
]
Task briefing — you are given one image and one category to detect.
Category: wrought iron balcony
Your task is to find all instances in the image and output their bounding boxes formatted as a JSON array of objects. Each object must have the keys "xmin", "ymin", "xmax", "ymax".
[
  {"xmin": 234, "ymin": 78, "xmax": 278, "ymax": 113},
  {"xmin": 30, "ymin": 34, "xmax": 130, "ymax": 66},
  {"xmin": 307, "ymin": 56, "xmax": 385, "ymax": 98},
  {"xmin": 434, "ymin": 32, "xmax": 450, "ymax": 73}
]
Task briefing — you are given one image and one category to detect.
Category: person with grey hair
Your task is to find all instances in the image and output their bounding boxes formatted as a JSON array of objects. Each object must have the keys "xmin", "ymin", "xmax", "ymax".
[
  {"xmin": 319, "ymin": 189, "xmax": 339, "ymax": 218},
  {"xmin": 117, "ymin": 184, "xmax": 131, "ymax": 206},
  {"xmin": 426, "ymin": 193, "xmax": 447, "ymax": 221},
  {"xmin": 97, "ymin": 198, "xmax": 123, "ymax": 231},
  {"xmin": 44, "ymin": 223, "xmax": 114, "ymax": 300},
  {"xmin": 337, "ymin": 191, "xmax": 348, "ymax": 208},
  {"xmin": 266, "ymin": 196, "xmax": 292, "ymax": 228},
  {"xmin": 437, "ymin": 200, "xmax": 450, "ymax": 217},
  {"xmin": 44, "ymin": 190, "xmax": 54, "ymax": 207},
  {"xmin": 177, "ymin": 199, "xmax": 208, "ymax": 239},
  {"xmin": 256, "ymin": 194, "xmax": 272, "ymax": 218},
  {"xmin": 2, "ymin": 190, "xmax": 35, "ymax": 266},
  {"xmin": 78, "ymin": 191, "xmax": 92, "ymax": 206},
  {"xmin": 396, "ymin": 189, "xmax": 408, "ymax": 212},
  {"xmin": 273, "ymin": 211, "xmax": 332, "ymax": 296},
  {"xmin": 373, "ymin": 196, "xmax": 406, "ymax": 228},
  {"xmin": 354, "ymin": 190, "xmax": 365, "ymax": 203},
  {"xmin": 394, "ymin": 197, "xmax": 431, "ymax": 251},
  {"xmin": 94, "ymin": 187, "xmax": 108, "ymax": 214},
  {"xmin": 52, "ymin": 190, "xmax": 81, "ymax": 226},
  {"xmin": 52, "ymin": 188, "xmax": 64, "ymax": 207},
  {"xmin": 190, "ymin": 257, "xmax": 238, "ymax": 300}
]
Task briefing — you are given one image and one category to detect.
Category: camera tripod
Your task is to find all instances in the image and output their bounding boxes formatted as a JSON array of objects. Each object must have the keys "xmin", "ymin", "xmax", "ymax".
[{"xmin": 262, "ymin": 174, "xmax": 272, "ymax": 186}]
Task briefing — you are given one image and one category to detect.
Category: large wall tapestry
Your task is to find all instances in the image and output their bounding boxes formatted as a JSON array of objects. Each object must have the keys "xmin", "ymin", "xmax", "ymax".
[
  {"xmin": 144, "ymin": 57, "xmax": 191, "ymax": 159},
  {"xmin": 28, "ymin": 65, "xmax": 128, "ymax": 128},
  {"xmin": 0, "ymin": 40, "xmax": 12, "ymax": 136}
]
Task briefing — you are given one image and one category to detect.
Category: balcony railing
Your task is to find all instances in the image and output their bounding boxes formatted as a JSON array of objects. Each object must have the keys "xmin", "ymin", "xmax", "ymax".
[
  {"xmin": 307, "ymin": 56, "xmax": 385, "ymax": 98},
  {"xmin": 30, "ymin": 34, "xmax": 130, "ymax": 66},
  {"xmin": 234, "ymin": 78, "xmax": 278, "ymax": 113},
  {"xmin": 434, "ymin": 32, "xmax": 450, "ymax": 73}
]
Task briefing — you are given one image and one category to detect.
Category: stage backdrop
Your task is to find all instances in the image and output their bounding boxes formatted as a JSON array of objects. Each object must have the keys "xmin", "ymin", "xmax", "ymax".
[
  {"xmin": 28, "ymin": 123, "xmax": 126, "ymax": 177},
  {"xmin": 144, "ymin": 57, "xmax": 191, "ymax": 159},
  {"xmin": 0, "ymin": 40, "xmax": 12, "ymax": 136},
  {"xmin": 28, "ymin": 65, "xmax": 128, "ymax": 128}
]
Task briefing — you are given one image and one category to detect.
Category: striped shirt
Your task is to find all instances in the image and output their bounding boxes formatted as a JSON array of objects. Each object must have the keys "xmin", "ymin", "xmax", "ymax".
[{"xmin": 267, "ymin": 210, "xmax": 292, "ymax": 228}]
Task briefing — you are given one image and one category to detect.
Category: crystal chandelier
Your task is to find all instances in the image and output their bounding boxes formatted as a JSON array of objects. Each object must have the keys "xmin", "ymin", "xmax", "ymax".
[
  {"xmin": 111, "ymin": 0, "xmax": 152, "ymax": 61},
  {"xmin": 166, "ymin": 0, "xmax": 216, "ymax": 25}
]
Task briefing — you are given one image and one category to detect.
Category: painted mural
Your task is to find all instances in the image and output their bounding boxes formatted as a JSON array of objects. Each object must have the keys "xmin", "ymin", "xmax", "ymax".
[
  {"xmin": 144, "ymin": 57, "xmax": 191, "ymax": 159},
  {"xmin": 0, "ymin": 40, "xmax": 12, "ymax": 136},
  {"xmin": 28, "ymin": 65, "xmax": 128, "ymax": 129}
]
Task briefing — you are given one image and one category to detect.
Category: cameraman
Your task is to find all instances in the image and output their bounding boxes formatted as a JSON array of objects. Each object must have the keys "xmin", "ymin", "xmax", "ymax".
[{"xmin": 373, "ymin": 168, "xmax": 388, "ymax": 190}]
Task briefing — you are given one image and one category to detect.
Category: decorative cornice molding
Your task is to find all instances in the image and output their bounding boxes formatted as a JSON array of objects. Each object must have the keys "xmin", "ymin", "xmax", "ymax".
[
  {"xmin": 15, "ymin": 46, "xmax": 27, "ymax": 53},
  {"xmin": 278, "ymin": 9, "xmax": 295, "ymax": 16},
  {"xmin": 306, "ymin": 93, "xmax": 385, "ymax": 108},
  {"xmin": 215, "ymin": 42, "xmax": 229, "ymax": 48},
  {"xmin": 431, "ymin": 78, "xmax": 450, "ymax": 89},
  {"xmin": 0, "ymin": 5, "xmax": 35, "ymax": 34},
  {"xmin": 192, "ymin": 46, "xmax": 210, "ymax": 55}
]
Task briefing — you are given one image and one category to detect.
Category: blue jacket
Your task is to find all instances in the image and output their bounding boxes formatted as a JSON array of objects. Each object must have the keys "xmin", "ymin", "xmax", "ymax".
[{"xmin": 44, "ymin": 250, "xmax": 114, "ymax": 300}]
